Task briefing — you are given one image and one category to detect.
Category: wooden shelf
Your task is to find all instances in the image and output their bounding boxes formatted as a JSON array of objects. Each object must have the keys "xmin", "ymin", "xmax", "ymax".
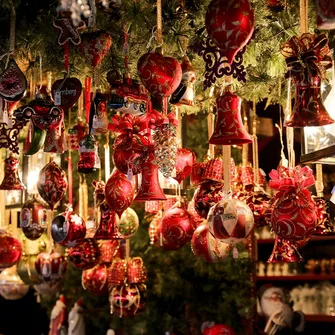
[
  {"xmin": 257, "ymin": 235, "xmax": 335, "ymax": 244},
  {"xmin": 305, "ymin": 314, "xmax": 335, "ymax": 323},
  {"xmin": 256, "ymin": 274, "xmax": 335, "ymax": 281}
]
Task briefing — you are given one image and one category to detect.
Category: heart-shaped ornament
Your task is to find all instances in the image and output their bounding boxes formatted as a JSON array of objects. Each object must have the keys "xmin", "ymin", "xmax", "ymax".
[
  {"xmin": 137, "ymin": 52, "xmax": 182, "ymax": 100},
  {"xmin": 51, "ymin": 77, "xmax": 82, "ymax": 109},
  {"xmin": 0, "ymin": 59, "xmax": 27, "ymax": 101},
  {"xmin": 78, "ymin": 31, "xmax": 112, "ymax": 68},
  {"xmin": 172, "ymin": 148, "xmax": 196, "ymax": 184}
]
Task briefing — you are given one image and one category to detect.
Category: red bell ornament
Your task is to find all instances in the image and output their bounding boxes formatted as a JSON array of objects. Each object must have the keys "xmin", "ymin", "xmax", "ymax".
[
  {"xmin": 205, "ymin": 0, "xmax": 255, "ymax": 64},
  {"xmin": 134, "ymin": 154, "xmax": 166, "ymax": 202},
  {"xmin": 37, "ymin": 159, "xmax": 68, "ymax": 210},
  {"xmin": 68, "ymin": 238, "xmax": 100, "ymax": 270},
  {"xmin": 0, "ymin": 154, "xmax": 25, "ymax": 190},
  {"xmin": 51, "ymin": 209, "xmax": 86, "ymax": 247},
  {"xmin": 172, "ymin": 148, "xmax": 196, "ymax": 184},
  {"xmin": 209, "ymin": 91, "xmax": 252, "ymax": 145},
  {"xmin": 0, "ymin": 230, "xmax": 22, "ymax": 271},
  {"xmin": 20, "ymin": 195, "xmax": 48, "ymax": 240},
  {"xmin": 82, "ymin": 263, "xmax": 109, "ymax": 295},
  {"xmin": 35, "ymin": 252, "xmax": 67, "ymax": 282},
  {"xmin": 268, "ymin": 237, "xmax": 304, "ymax": 263}
]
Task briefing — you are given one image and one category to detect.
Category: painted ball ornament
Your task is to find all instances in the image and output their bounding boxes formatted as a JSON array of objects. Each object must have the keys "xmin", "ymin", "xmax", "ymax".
[
  {"xmin": 112, "ymin": 207, "xmax": 139, "ymax": 239},
  {"xmin": 68, "ymin": 239, "xmax": 100, "ymax": 270},
  {"xmin": 82, "ymin": 263, "xmax": 109, "ymax": 295},
  {"xmin": 0, "ymin": 230, "xmax": 22, "ymax": 271},
  {"xmin": 35, "ymin": 252, "xmax": 67, "ymax": 282}
]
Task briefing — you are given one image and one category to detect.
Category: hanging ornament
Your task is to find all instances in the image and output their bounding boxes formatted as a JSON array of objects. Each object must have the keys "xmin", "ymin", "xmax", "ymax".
[
  {"xmin": 153, "ymin": 114, "xmax": 178, "ymax": 178},
  {"xmin": 98, "ymin": 240, "xmax": 120, "ymax": 264},
  {"xmin": 202, "ymin": 324, "xmax": 237, "ymax": 335},
  {"xmin": 78, "ymin": 31, "xmax": 112, "ymax": 68},
  {"xmin": 0, "ymin": 230, "xmax": 22, "ymax": 271},
  {"xmin": 145, "ymin": 200, "xmax": 162, "ymax": 214},
  {"xmin": 109, "ymin": 283, "xmax": 147, "ymax": 318},
  {"xmin": 77, "ymin": 134, "xmax": 100, "ymax": 174},
  {"xmin": 269, "ymin": 166, "xmax": 317, "ymax": 241},
  {"xmin": 170, "ymin": 56, "xmax": 196, "ymax": 106},
  {"xmin": 187, "ymin": 199, "xmax": 206, "ymax": 227},
  {"xmin": 52, "ymin": 77, "xmax": 82, "ymax": 109},
  {"xmin": 0, "ymin": 266, "xmax": 29, "ymax": 300},
  {"xmin": 0, "ymin": 154, "xmax": 25, "ymax": 190},
  {"xmin": 35, "ymin": 252, "xmax": 67, "ymax": 282},
  {"xmin": 20, "ymin": 195, "xmax": 48, "ymax": 240},
  {"xmin": 44, "ymin": 121, "xmax": 66, "ymax": 154},
  {"xmin": 105, "ymin": 170, "xmax": 135, "ymax": 217},
  {"xmin": 68, "ymin": 118, "xmax": 88, "ymax": 150},
  {"xmin": 205, "ymin": 0, "xmax": 254, "ymax": 64},
  {"xmin": 0, "ymin": 59, "xmax": 27, "ymax": 101},
  {"xmin": 313, "ymin": 196, "xmax": 335, "ymax": 234},
  {"xmin": 82, "ymin": 263, "xmax": 109, "ymax": 295},
  {"xmin": 190, "ymin": 162, "xmax": 206, "ymax": 186},
  {"xmin": 17, "ymin": 255, "xmax": 43, "ymax": 285},
  {"xmin": 91, "ymin": 93, "xmax": 109, "ymax": 134},
  {"xmin": 209, "ymin": 90, "xmax": 252, "ymax": 145},
  {"xmin": 111, "ymin": 207, "xmax": 139, "ymax": 239},
  {"xmin": 268, "ymin": 237, "xmax": 304, "ymax": 263},
  {"xmin": 317, "ymin": 0, "xmax": 335, "ymax": 29},
  {"xmin": 207, "ymin": 197, "xmax": 254, "ymax": 245},
  {"xmin": 37, "ymin": 159, "xmax": 68, "ymax": 210},
  {"xmin": 68, "ymin": 238, "xmax": 100, "ymax": 270},
  {"xmin": 108, "ymin": 258, "xmax": 142, "ymax": 286},
  {"xmin": 171, "ymin": 148, "xmax": 196, "ymax": 184},
  {"xmin": 51, "ymin": 208, "xmax": 86, "ymax": 247},
  {"xmin": 280, "ymin": 33, "xmax": 333, "ymax": 127},
  {"xmin": 191, "ymin": 224, "xmax": 229, "ymax": 263},
  {"xmin": 23, "ymin": 121, "xmax": 46, "ymax": 155},
  {"xmin": 127, "ymin": 257, "xmax": 147, "ymax": 284}
]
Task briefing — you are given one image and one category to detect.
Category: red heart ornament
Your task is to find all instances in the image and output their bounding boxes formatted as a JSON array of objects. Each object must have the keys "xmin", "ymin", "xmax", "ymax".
[
  {"xmin": 137, "ymin": 52, "xmax": 182, "ymax": 100},
  {"xmin": 78, "ymin": 31, "xmax": 112, "ymax": 68},
  {"xmin": 51, "ymin": 77, "xmax": 82, "ymax": 109},
  {"xmin": 172, "ymin": 148, "xmax": 196, "ymax": 184}
]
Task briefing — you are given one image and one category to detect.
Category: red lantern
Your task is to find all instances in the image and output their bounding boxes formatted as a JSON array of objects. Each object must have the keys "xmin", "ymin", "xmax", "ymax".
[
  {"xmin": 108, "ymin": 258, "xmax": 127, "ymax": 285},
  {"xmin": 82, "ymin": 263, "xmax": 109, "ymax": 295},
  {"xmin": 203, "ymin": 324, "xmax": 237, "ymax": 335},
  {"xmin": 0, "ymin": 231, "xmax": 22, "ymax": 271},
  {"xmin": 205, "ymin": 0, "xmax": 255, "ymax": 64},
  {"xmin": 172, "ymin": 148, "xmax": 196, "ymax": 184},
  {"xmin": 127, "ymin": 257, "xmax": 147, "ymax": 284},
  {"xmin": 68, "ymin": 239, "xmax": 100, "ymax": 270},
  {"xmin": 0, "ymin": 155, "xmax": 25, "ymax": 190},
  {"xmin": 35, "ymin": 252, "xmax": 67, "ymax": 282}
]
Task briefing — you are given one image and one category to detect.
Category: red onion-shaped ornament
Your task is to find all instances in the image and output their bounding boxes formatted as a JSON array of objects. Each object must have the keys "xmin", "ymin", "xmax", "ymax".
[
  {"xmin": 35, "ymin": 252, "xmax": 67, "ymax": 282},
  {"xmin": 268, "ymin": 237, "xmax": 304, "ymax": 263},
  {"xmin": 68, "ymin": 239, "xmax": 100, "ymax": 270},
  {"xmin": 0, "ymin": 155, "xmax": 25, "ymax": 190},
  {"xmin": 82, "ymin": 263, "xmax": 109, "ymax": 295},
  {"xmin": 37, "ymin": 159, "xmax": 67, "ymax": 210},
  {"xmin": 172, "ymin": 148, "xmax": 196, "ymax": 184},
  {"xmin": 205, "ymin": 0, "xmax": 255, "ymax": 64},
  {"xmin": 109, "ymin": 283, "xmax": 147, "ymax": 318},
  {"xmin": 0, "ymin": 231, "xmax": 22, "ymax": 271}
]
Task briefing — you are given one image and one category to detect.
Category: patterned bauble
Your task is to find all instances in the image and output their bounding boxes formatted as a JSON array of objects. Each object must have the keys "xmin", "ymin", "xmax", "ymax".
[
  {"xmin": 17, "ymin": 255, "xmax": 43, "ymax": 285},
  {"xmin": 82, "ymin": 263, "xmax": 109, "ymax": 295},
  {"xmin": 68, "ymin": 239, "xmax": 100, "ymax": 270},
  {"xmin": 0, "ymin": 230, "xmax": 22, "ymax": 271},
  {"xmin": 112, "ymin": 207, "xmax": 139, "ymax": 239},
  {"xmin": 35, "ymin": 252, "xmax": 67, "ymax": 282},
  {"xmin": 109, "ymin": 283, "xmax": 147, "ymax": 318},
  {"xmin": 172, "ymin": 148, "xmax": 196, "ymax": 184},
  {"xmin": 191, "ymin": 224, "xmax": 229, "ymax": 263},
  {"xmin": 207, "ymin": 198, "xmax": 254, "ymax": 244},
  {"xmin": 0, "ymin": 266, "xmax": 29, "ymax": 300}
]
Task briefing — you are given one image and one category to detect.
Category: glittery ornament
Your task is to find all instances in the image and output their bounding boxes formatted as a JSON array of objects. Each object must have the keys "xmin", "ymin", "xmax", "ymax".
[
  {"xmin": 313, "ymin": 196, "xmax": 335, "ymax": 235},
  {"xmin": 111, "ymin": 207, "xmax": 139, "ymax": 239},
  {"xmin": 0, "ymin": 230, "xmax": 22, "ymax": 271},
  {"xmin": 98, "ymin": 240, "xmax": 120, "ymax": 264},
  {"xmin": 82, "ymin": 263, "xmax": 109, "ymax": 295},
  {"xmin": 68, "ymin": 239, "xmax": 100, "ymax": 270},
  {"xmin": 35, "ymin": 252, "xmax": 67, "ymax": 282},
  {"xmin": 0, "ymin": 154, "xmax": 25, "ymax": 190},
  {"xmin": 145, "ymin": 201, "xmax": 162, "ymax": 214},
  {"xmin": 268, "ymin": 237, "xmax": 304, "ymax": 263},
  {"xmin": 78, "ymin": 135, "xmax": 100, "ymax": 174}
]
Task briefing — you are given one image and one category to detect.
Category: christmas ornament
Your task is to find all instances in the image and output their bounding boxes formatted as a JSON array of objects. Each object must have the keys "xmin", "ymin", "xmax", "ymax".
[
  {"xmin": 187, "ymin": 199, "xmax": 206, "ymax": 227},
  {"xmin": 0, "ymin": 154, "xmax": 25, "ymax": 190},
  {"xmin": 153, "ymin": 114, "xmax": 178, "ymax": 178},
  {"xmin": 82, "ymin": 263, "xmax": 109, "ymax": 295},
  {"xmin": 209, "ymin": 90, "xmax": 252, "ymax": 145},
  {"xmin": 111, "ymin": 207, "xmax": 139, "ymax": 239},
  {"xmin": 98, "ymin": 240, "xmax": 120, "ymax": 264},
  {"xmin": 0, "ymin": 59, "xmax": 27, "ymax": 101},
  {"xmin": 127, "ymin": 257, "xmax": 147, "ymax": 284},
  {"xmin": 52, "ymin": 77, "xmax": 82, "ymax": 109},
  {"xmin": 37, "ymin": 159, "xmax": 68, "ymax": 210},
  {"xmin": 44, "ymin": 120, "xmax": 66, "ymax": 154},
  {"xmin": 17, "ymin": 255, "xmax": 42, "ymax": 285},
  {"xmin": 190, "ymin": 162, "xmax": 205, "ymax": 185},
  {"xmin": 194, "ymin": 180, "xmax": 224, "ymax": 219},
  {"xmin": 0, "ymin": 230, "xmax": 22, "ymax": 271},
  {"xmin": 205, "ymin": 0, "xmax": 254, "ymax": 64},
  {"xmin": 207, "ymin": 197, "xmax": 254, "ymax": 244},
  {"xmin": 68, "ymin": 239, "xmax": 100, "ymax": 270},
  {"xmin": 137, "ymin": 52, "xmax": 182, "ymax": 102},
  {"xmin": 317, "ymin": 0, "xmax": 335, "ymax": 29},
  {"xmin": 78, "ymin": 135, "xmax": 100, "ymax": 173},
  {"xmin": 145, "ymin": 200, "xmax": 162, "ymax": 214},
  {"xmin": 280, "ymin": 33, "xmax": 333, "ymax": 127},
  {"xmin": 68, "ymin": 118, "xmax": 87, "ymax": 150},
  {"xmin": 53, "ymin": 15, "xmax": 85, "ymax": 45},
  {"xmin": 91, "ymin": 93, "xmax": 109, "ymax": 134},
  {"xmin": 78, "ymin": 31, "xmax": 112, "ymax": 68},
  {"xmin": 108, "ymin": 258, "xmax": 127, "ymax": 285},
  {"xmin": 51, "ymin": 208, "xmax": 86, "ymax": 247},
  {"xmin": 170, "ymin": 56, "xmax": 196, "ymax": 106},
  {"xmin": 105, "ymin": 170, "xmax": 135, "ymax": 217},
  {"xmin": 202, "ymin": 324, "xmax": 237, "ymax": 335},
  {"xmin": 134, "ymin": 153, "xmax": 166, "ymax": 202},
  {"xmin": 268, "ymin": 237, "xmax": 304, "ymax": 263},
  {"xmin": 160, "ymin": 204, "xmax": 196, "ymax": 250},
  {"xmin": 0, "ymin": 265, "xmax": 29, "ymax": 300},
  {"xmin": 109, "ymin": 283, "xmax": 147, "ymax": 318},
  {"xmin": 245, "ymin": 189, "xmax": 271, "ymax": 228},
  {"xmin": 202, "ymin": 158, "xmax": 223, "ymax": 182},
  {"xmin": 269, "ymin": 166, "xmax": 317, "ymax": 241},
  {"xmin": 23, "ymin": 121, "xmax": 46, "ymax": 155},
  {"xmin": 191, "ymin": 224, "xmax": 229, "ymax": 263},
  {"xmin": 20, "ymin": 195, "xmax": 48, "ymax": 240},
  {"xmin": 164, "ymin": 197, "xmax": 178, "ymax": 211},
  {"xmin": 35, "ymin": 252, "xmax": 67, "ymax": 282},
  {"xmin": 313, "ymin": 196, "xmax": 335, "ymax": 234},
  {"xmin": 49, "ymin": 295, "xmax": 67, "ymax": 335},
  {"xmin": 172, "ymin": 148, "xmax": 196, "ymax": 184}
]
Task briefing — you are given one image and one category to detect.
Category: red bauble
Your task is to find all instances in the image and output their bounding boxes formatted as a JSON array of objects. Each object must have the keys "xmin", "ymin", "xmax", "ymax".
[
  {"xmin": 172, "ymin": 148, "xmax": 196, "ymax": 184},
  {"xmin": 68, "ymin": 238, "xmax": 100, "ymax": 270},
  {"xmin": 78, "ymin": 31, "xmax": 112, "ymax": 68},
  {"xmin": 0, "ymin": 230, "xmax": 22, "ymax": 271},
  {"xmin": 207, "ymin": 198, "xmax": 255, "ymax": 244},
  {"xmin": 191, "ymin": 224, "xmax": 229, "ymax": 263},
  {"xmin": 20, "ymin": 196, "xmax": 48, "ymax": 240},
  {"xmin": 98, "ymin": 240, "xmax": 120, "ymax": 264},
  {"xmin": 205, "ymin": 0, "xmax": 255, "ymax": 64},
  {"xmin": 137, "ymin": 52, "xmax": 182, "ymax": 100},
  {"xmin": 109, "ymin": 283, "xmax": 147, "ymax": 318},
  {"xmin": 105, "ymin": 170, "xmax": 135, "ymax": 217},
  {"xmin": 82, "ymin": 263, "xmax": 109, "ymax": 295},
  {"xmin": 194, "ymin": 180, "xmax": 224, "ymax": 219},
  {"xmin": 51, "ymin": 77, "xmax": 82, "ymax": 109},
  {"xmin": 159, "ymin": 205, "xmax": 196, "ymax": 250},
  {"xmin": 37, "ymin": 159, "xmax": 68, "ymax": 210},
  {"xmin": 35, "ymin": 252, "xmax": 67, "ymax": 282},
  {"xmin": 203, "ymin": 324, "xmax": 237, "ymax": 335},
  {"xmin": 51, "ymin": 209, "xmax": 86, "ymax": 247}
]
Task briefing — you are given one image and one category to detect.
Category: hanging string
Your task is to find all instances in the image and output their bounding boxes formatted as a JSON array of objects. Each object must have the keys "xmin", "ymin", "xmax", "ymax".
[
  {"xmin": 6, "ymin": 0, "xmax": 16, "ymax": 67},
  {"xmin": 299, "ymin": 0, "xmax": 309, "ymax": 34},
  {"xmin": 242, "ymin": 101, "xmax": 249, "ymax": 166},
  {"xmin": 104, "ymin": 134, "xmax": 110, "ymax": 181},
  {"xmin": 251, "ymin": 99, "xmax": 260, "ymax": 185},
  {"xmin": 38, "ymin": 54, "xmax": 43, "ymax": 90},
  {"xmin": 207, "ymin": 110, "xmax": 215, "ymax": 158},
  {"xmin": 176, "ymin": 107, "xmax": 182, "ymax": 148},
  {"xmin": 67, "ymin": 108, "xmax": 73, "ymax": 205},
  {"xmin": 315, "ymin": 164, "xmax": 324, "ymax": 197},
  {"xmin": 156, "ymin": 0, "xmax": 163, "ymax": 48},
  {"xmin": 284, "ymin": 78, "xmax": 295, "ymax": 168},
  {"xmin": 223, "ymin": 146, "xmax": 231, "ymax": 195}
]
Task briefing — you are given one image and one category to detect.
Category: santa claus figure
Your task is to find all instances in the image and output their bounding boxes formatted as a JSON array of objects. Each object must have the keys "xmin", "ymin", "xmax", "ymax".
[
  {"xmin": 68, "ymin": 298, "xmax": 86, "ymax": 335},
  {"xmin": 49, "ymin": 295, "xmax": 67, "ymax": 335}
]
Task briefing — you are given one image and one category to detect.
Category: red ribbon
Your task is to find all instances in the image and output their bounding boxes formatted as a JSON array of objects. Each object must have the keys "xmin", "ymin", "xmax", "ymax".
[
  {"xmin": 64, "ymin": 41, "xmax": 69, "ymax": 72},
  {"xmin": 84, "ymin": 77, "xmax": 92, "ymax": 124},
  {"xmin": 66, "ymin": 156, "xmax": 73, "ymax": 205}
]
